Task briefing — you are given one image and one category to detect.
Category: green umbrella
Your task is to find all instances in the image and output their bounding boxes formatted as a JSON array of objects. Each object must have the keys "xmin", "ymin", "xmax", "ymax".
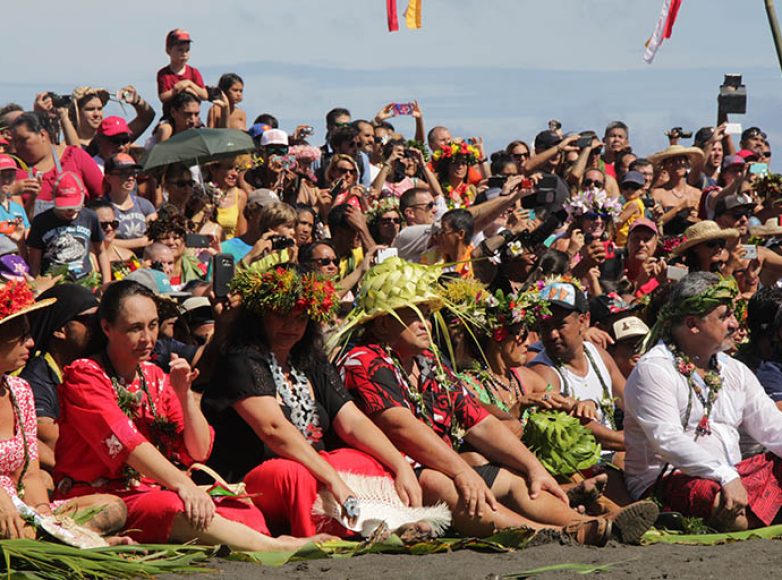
[{"xmin": 142, "ymin": 128, "xmax": 255, "ymax": 172}]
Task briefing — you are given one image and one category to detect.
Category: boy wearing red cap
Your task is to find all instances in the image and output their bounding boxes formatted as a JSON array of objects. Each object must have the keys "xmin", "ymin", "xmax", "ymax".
[
  {"xmin": 157, "ymin": 29, "xmax": 207, "ymax": 117},
  {"xmin": 27, "ymin": 172, "xmax": 110, "ymax": 284}
]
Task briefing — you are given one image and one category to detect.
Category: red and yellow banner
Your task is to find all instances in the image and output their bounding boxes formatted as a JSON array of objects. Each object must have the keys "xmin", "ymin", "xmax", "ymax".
[{"xmin": 387, "ymin": 0, "xmax": 422, "ymax": 32}]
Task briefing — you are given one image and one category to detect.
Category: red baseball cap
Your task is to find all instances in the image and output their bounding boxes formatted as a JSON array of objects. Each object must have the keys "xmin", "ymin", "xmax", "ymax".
[
  {"xmin": 98, "ymin": 116, "xmax": 131, "ymax": 138},
  {"xmin": 737, "ymin": 148, "xmax": 759, "ymax": 162},
  {"xmin": 0, "ymin": 136, "xmax": 9, "ymax": 147},
  {"xmin": 0, "ymin": 154, "xmax": 16, "ymax": 172},
  {"xmin": 166, "ymin": 28, "xmax": 192, "ymax": 47},
  {"xmin": 629, "ymin": 217, "xmax": 659, "ymax": 236},
  {"xmin": 54, "ymin": 172, "xmax": 86, "ymax": 210}
]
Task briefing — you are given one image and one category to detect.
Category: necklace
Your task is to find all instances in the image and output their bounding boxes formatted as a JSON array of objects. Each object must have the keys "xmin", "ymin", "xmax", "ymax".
[
  {"xmin": 268, "ymin": 353, "xmax": 323, "ymax": 444},
  {"xmin": 3, "ymin": 377, "xmax": 30, "ymax": 498},
  {"xmin": 555, "ymin": 347, "xmax": 617, "ymax": 430},
  {"xmin": 665, "ymin": 340, "xmax": 722, "ymax": 439}
]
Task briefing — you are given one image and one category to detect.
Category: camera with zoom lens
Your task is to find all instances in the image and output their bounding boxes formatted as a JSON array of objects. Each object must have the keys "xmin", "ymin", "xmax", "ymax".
[
  {"xmin": 666, "ymin": 127, "xmax": 692, "ymax": 139},
  {"xmin": 47, "ymin": 92, "xmax": 72, "ymax": 108}
]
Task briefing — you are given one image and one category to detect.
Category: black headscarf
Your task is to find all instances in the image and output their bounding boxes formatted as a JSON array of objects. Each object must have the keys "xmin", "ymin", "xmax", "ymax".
[{"xmin": 28, "ymin": 284, "xmax": 98, "ymax": 353}]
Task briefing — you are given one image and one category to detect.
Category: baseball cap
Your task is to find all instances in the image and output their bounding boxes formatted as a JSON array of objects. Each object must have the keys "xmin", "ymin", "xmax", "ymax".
[
  {"xmin": 610, "ymin": 315, "xmax": 650, "ymax": 342},
  {"xmin": 590, "ymin": 293, "xmax": 636, "ymax": 326},
  {"xmin": 98, "ymin": 116, "xmax": 131, "ymax": 138},
  {"xmin": 0, "ymin": 154, "xmax": 16, "ymax": 172},
  {"xmin": 53, "ymin": 172, "xmax": 85, "ymax": 210},
  {"xmin": 722, "ymin": 154, "xmax": 746, "ymax": 171},
  {"xmin": 0, "ymin": 255, "xmax": 30, "ymax": 282},
  {"xmin": 125, "ymin": 269, "xmax": 190, "ymax": 319},
  {"xmin": 0, "ymin": 136, "xmax": 9, "ymax": 147},
  {"xmin": 180, "ymin": 296, "xmax": 214, "ymax": 326},
  {"xmin": 539, "ymin": 281, "xmax": 588, "ymax": 313},
  {"xmin": 260, "ymin": 129, "xmax": 289, "ymax": 147},
  {"xmin": 714, "ymin": 193, "xmax": 755, "ymax": 216},
  {"xmin": 737, "ymin": 148, "xmax": 759, "ymax": 162},
  {"xmin": 166, "ymin": 28, "xmax": 192, "ymax": 47},
  {"xmin": 621, "ymin": 171, "xmax": 645, "ymax": 188},
  {"xmin": 534, "ymin": 130, "xmax": 562, "ymax": 151},
  {"xmin": 629, "ymin": 217, "xmax": 659, "ymax": 236},
  {"xmin": 248, "ymin": 123, "xmax": 271, "ymax": 141},
  {"xmin": 105, "ymin": 153, "xmax": 141, "ymax": 174},
  {"xmin": 247, "ymin": 188, "xmax": 279, "ymax": 209}
]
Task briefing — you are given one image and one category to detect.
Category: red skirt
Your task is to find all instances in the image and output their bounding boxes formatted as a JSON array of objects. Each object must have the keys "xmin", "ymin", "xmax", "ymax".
[
  {"xmin": 657, "ymin": 452, "xmax": 782, "ymax": 526},
  {"xmin": 57, "ymin": 482, "xmax": 269, "ymax": 543},
  {"xmin": 243, "ymin": 447, "xmax": 391, "ymax": 537}
]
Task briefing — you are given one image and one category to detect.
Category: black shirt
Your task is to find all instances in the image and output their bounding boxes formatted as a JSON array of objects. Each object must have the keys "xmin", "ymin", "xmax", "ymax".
[
  {"xmin": 20, "ymin": 355, "xmax": 61, "ymax": 419},
  {"xmin": 201, "ymin": 346, "xmax": 351, "ymax": 483},
  {"xmin": 27, "ymin": 208, "xmax": 103, "ymax": 279}
]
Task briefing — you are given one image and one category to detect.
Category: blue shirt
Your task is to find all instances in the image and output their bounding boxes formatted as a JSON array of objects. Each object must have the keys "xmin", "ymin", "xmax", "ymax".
[
  {"xmin": 0, "ymin": 200, "xmax": 30, "ymax": 229},
  {"xmin": 221, "ymin": 237, "xmax": 253, "ymax": 262},
  {"xmin": 755, "ymin": 360, "xmax": 782, "ymax": 402}
]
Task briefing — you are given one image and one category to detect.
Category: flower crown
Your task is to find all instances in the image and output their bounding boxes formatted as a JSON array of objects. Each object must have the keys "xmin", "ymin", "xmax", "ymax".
[
  {"xmin": 230, "ymin": 265, "xmax": 338, "ymax": 324},
  {"xmin": 0, "ymin": 281, "xmax": 35, "ymax": 320},
  {"xmin": 564, "ymin": 189, "xmax": 622, "ymax": 220},
  {"xmin": 367, "ymin": 196, "xmax": 400, "ymax": 224},
  {"xmin": 432, "ymin": 142, "xmax": 481, "ymax": 167}
]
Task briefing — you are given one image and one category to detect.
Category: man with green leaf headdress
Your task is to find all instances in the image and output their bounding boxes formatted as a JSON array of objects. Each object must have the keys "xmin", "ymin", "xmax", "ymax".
[
  {"xmin": 335, "ymin": 256, "xmax": 657, "ymax": 545},
  {"xmin": 625, "ymin": 272, "xmax": 782, "ymax": 532}
]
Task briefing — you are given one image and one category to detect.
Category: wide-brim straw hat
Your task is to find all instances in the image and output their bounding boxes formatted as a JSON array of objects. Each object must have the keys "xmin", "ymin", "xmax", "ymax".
[
  {"xmin": 672, "ymin": 220, "xmax": 739, "ymax": 256},
  {"xmin": 750, "ymin": 217, "xmax": 782, "ymax": 238},
  {"xmin": 649, "ymin": 144, "xmax": 705, "ymax": 168},
  {"xmin": 0, "ymin": 281, "xmax": 56, "ymax": 328}
]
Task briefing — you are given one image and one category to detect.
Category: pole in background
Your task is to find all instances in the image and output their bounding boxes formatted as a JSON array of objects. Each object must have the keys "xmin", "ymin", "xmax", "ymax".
[{"xmin": 765, "ymin": 0, "xmax": 782, "ymax": 73}]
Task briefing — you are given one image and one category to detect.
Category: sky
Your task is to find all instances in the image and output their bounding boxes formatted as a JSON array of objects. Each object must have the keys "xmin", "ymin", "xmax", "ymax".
[{"xmin": 3, "ymin": 0, "xmax": 782, "ymax": 157}]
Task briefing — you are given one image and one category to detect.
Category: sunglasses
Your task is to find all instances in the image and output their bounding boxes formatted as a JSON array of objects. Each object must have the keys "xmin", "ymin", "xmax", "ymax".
[
  {"xmin": 728, "ymin": 209, "xmax": 752, "ymax": 220},
  {"xmin": 316, "ymin": 257, "xmax": 338, "ymax": 266},
  {"xmin": 334, "ymin": 166, "xmax": 358, "ymax": 175},
  {"xmin": 512, "ymin": 152, "xmax": 529, "ymax": 159},
  {"xmin": 583, "ymin": 178, "xmax": 604, "ymax": 188},
  {"xmin": 100, "ymin": 220, "xmax": 119, "ymax": 231},
  {"xmin": 379, "ymin": 217, "xmax": 402, "ymax": 225},
  {"xmin": 705, "ymin": 239, "xmax": 727, "ymax": 249},
  {"xmin": 583, "ymin": 211, "xmax": 610, "ymax": 221},
  {"xmin": 411, "ymin": 201, "xmax": 435, "ymax": 211},
  {"xmin": 265, "ymin": 146, "xmax": 289, "ymax": 156},
  {"xmin": 760, "ymin": 151, "xmax": 773, "ymax": 159},
  {"xmin": 108, "ymin": 135, "xmax": 131, "ymax": 146},
  {"xmin": 110, "ymin": 170, "xmax": 138, "ymax": 180},
  {"xmin": 171, "ymin": 179, "xmax": 195, "ymax": 188}
]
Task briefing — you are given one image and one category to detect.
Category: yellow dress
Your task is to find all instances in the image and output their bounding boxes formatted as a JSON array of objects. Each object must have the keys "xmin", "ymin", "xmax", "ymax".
[{"xmin": 216, "ymin": 188, "xmax": 240, "ymax": 240}]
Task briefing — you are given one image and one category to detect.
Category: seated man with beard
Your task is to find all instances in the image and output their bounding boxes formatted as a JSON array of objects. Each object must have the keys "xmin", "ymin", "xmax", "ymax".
[{"xmin": 624, "ymin": 272, "xmax": 782, "ymax": 532}]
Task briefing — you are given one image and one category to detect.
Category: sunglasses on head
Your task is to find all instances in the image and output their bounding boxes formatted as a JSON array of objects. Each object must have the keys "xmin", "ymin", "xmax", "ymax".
[
  {"xmin": 583, "ymin": 178, "xmax": 604, "ymax": 188},
  {"xmin": 100, "ymin": 220, "xmax": 119, "ymax": 231},
  {"xmin": 705, "ymin": 238, "xmax": 727, "ymax": 249},
  {"xmin": 584, "ymin": 211, "xmax": 610, "ymax": 221},
  {"xmin": 316, "ymin": 257, "xmax": 338, "ymax": 266}
]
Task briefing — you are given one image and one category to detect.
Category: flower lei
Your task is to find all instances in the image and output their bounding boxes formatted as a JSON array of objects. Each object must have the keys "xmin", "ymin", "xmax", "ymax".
[
  {"xmin": 0, "ymin": 281, "xmax": 35, "ymax": 319},
  {"xmin": 443, "ymin": 182, "xmax": 476, "ymax": 209},
  {"xmin": 268, "ymin": 352, "xmax": 323, "ymax": 445},
  {"xmin": 431, "ymin": 142, "xmax": 481, "ymax": 167},
  {"xmin": 230, "ymin": 265, "xmax": 338, "ymax": 324},
  {"xmin": 367, "ymin": 196, "xmax": 400, "ymax": 224},
  {"xmin": 665, "ymin": 339, "xmax": 722, "ymax": 439},
  {"xmin": 564, "ymin": 188, "xmax": 622, "ymax": 221}
]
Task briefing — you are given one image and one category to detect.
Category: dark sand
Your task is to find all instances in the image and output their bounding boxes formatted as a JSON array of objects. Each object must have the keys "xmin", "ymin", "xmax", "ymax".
[{"xmin": 165, "ymin": 538, "xmax": 782, "ymax": 579}]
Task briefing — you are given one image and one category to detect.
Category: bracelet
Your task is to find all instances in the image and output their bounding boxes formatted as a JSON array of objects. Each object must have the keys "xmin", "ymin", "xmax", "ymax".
[{"xmin": 478, "ymin": 158, "xmax": 488, "ymax": 164}]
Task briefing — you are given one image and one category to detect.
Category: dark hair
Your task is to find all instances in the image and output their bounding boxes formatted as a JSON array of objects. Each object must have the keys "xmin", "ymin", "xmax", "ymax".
[
  {"xmin": 505, "ymin": 140, "xmax": 530, "ymax": 155},
  {"xmin": 87, "ymin": 199, "xmax": 114, "ymax": 212},
  {"xmin": 99, "ymin": 280, "xmax": 157, "ymax": 325},
  {"xmin": 299, "ymin": 239, "xmax": 337, "ymax": 264},
  {"xmin": 147, "ymin": 212, "xmax": 189, "ymax": 241},
  {"xmin": 376, "ymin": 120, "xmax": 394, "ymax": 132},
  {"xmin": 399, "ymin": 187, "xmax": 429, "ymax": 215},
  {"xmin": 441, "ymin": 209, "xmax": 474, "ymax": 241},
  {"xmin": 218, "ymin": 73, "xmax": 244, "ymax": 93},
  {"xmin": 170, "ymin": 91, "xmax": 201, "ymax": 111},
  {"xmin": 538, "ymin": 249, "xmax": 570, "ymax": 276},
  {"xmin": 326, "ymin": 107, "xmax": 351, "ymax": 129},
  {"xmin": 490, "ymin": 152, "xmax": 515, "ymax": 176},
  {"xmin": 11, "ymin": 111, "xmax": 53, "ymax": 140},
  {"xmin": 351, "ymin": 119, "xmax": 372, "ymax": 131},
  {"xmin": 327, "ymin": 203, "xmax": 352, "ymax": 232},
  {"xmin": 382, "ymin": 138, "xmax": 413, "ymax": 183},
  {"xmin": 252, "ymin": 113, "xmax": 278, "ymax": 128},
  {"xmin": 629, "ymin": 158, "xmax": 652, "ymax": 172},
  {"xmin": 164, "ymin": 163, "xmax": 191, "ymax": 182},
  {"xmin": 747, "ymin": 286, "xmax": 782, "ymax": 345},
  {"xmin": 0, "ymin": 103, "xmax": 23, "ymax": 121},
  {"xmin": 605, "ymin": 121, "xmax": 629, "ymax": 136},
  {"xmin": 330, "ymin": 125, "xmax": 358, "ymax": 150}
]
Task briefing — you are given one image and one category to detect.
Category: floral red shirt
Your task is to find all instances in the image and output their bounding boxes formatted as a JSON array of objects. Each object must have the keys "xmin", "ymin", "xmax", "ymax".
[
  {"xmin": 338, "ymin": 344, "xmax": 488, "ymax": 451},
  {"xmin": 0, "ymin": 376, "xmax": 38, "ymax": 499},
  {"xmin": 54, "ymin": 358, "xmax": 213, "ymax": 491}
]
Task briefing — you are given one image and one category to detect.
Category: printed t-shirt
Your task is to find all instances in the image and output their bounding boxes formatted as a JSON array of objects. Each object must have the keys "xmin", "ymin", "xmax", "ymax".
[{"xmin": 27, "ymin": 208, "xmax": 103, "ymax": 278}]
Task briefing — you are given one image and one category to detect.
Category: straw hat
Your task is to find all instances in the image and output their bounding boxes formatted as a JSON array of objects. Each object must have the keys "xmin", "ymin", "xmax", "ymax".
[
  {"xmin": 0, "ymin": 281, "xmax": 56, "ymax": 328},
  {"xmin": 672, "ymin": 221, "xmax": 739, "ymax": 256},
  {"xmin": 649, "ymin": 144, "xmax": 705, "ymax": 167},
  {"xmin": 750, "ymin": 217, "xmax": 782, "ymax": 238}
]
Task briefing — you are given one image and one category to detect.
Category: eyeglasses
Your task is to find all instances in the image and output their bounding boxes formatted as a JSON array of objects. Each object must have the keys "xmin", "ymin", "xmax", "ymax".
[
  {"xmin": 316, "ymin": 257, "xmax": 339, "ymax": 266},
  {"xmin": 411, "ymin": 201, "xmax": 435, "ymax": 211},
  {"xmin": 108, "ymin": 135, "xmax": 131, "ymax": 146},
  {"xmin": 334, "ymin": 166, "xmax": 358, "ymax": 175},
  {"xmin": 583, "ymin": 211, "xmax": 610, "ymax": 221},
  {"xmin": 583, "ymin": 178, "xmax": 605, "ymax": 189},
  {"xmin": 379, "ymin": 217, "xmax": 402, "ymax": 225},
  {"xmin": 171, "ymin": 179, "xmax": 195, "ymax": 188},
  {"xmin": 705, "ymin": 239, "xmax": 727, "ymax": 249},
  {"xmin": 100, "ymin": 220, "xmax": 119, "ymax": 231}
]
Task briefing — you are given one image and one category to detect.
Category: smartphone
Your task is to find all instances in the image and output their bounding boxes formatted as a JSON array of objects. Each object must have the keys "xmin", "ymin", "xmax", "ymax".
[
  {"xmin": 391, "ymin": 103, "xmax": 414, "ymax": 116},
  {"xmin": 742, "ymin": 244, "xmax": 758, "ymax": 260},
  {"xmin": 212, "ymin": 254, "xmax": 235, "ymax": 299},
  {"xmin": 206, "ymin": 86, "xmax": 222, "ymax": 102},
  {"xmin": 575, "ymin": 136, "xmax": 592, "ymax": 149},
  {"xmin": 185, "ymin": 233, "xmax": 212, "ymax": 248},
  {"xmin": 725, "ymin": 122, "xmax": 743, "ymax": 136},
  {"xmin": 520, "ymin": 178, "xmax": 534, "ymax": 189},
  {"xmin": 299, "ymin": 125, "xmax": 314, "ymax": 137},
  {"xmin": 375, "ymin": 247, "xmax": 398, "ymax": 265},
  {"xmin": 642, "ymin": 196, "xmax": 655, "ymax": 208},
  {"xmin": 750, "ymin": 163, "xmax": 769, "ymax": 176},
  {"xmin": 0, "ymin": 221, "xmax": 17, "ymax": 235},
  {"xmin": 487, "ymin": 176, "xmax": 506, "ymax": 189},
  {"xmin": 466, "ymin": 137, "xmax": 480, "ymax": 146},
  {"xmin": 667, "ymin": 265, "xmax": 688, "ymax": 281},
  {"xmin": 270, "ymin": 235, "xmax": 295, "ymax": 251}
]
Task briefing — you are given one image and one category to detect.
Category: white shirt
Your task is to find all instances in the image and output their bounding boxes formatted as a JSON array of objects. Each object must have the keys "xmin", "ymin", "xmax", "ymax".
[{"xmin": 623, "ymin": 342, "xmax": 782, "ymax": 499}]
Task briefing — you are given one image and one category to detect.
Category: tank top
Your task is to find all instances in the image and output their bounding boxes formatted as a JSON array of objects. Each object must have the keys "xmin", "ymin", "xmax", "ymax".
[
  {"xmin": 532, "ymin": 342, "xmax": 613, "ymax": 428},
  {"xmin": 216, "ymin": 189, "xmax": 240, "ymax": 240}
]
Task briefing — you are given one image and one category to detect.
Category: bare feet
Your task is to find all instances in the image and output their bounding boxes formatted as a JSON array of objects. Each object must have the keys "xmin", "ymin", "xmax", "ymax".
[
  {"xmin": 276, "ymin": 533, "xmax": 338, "ymax": 551},
  {"xmin": 566, "ymin": 474, "xmax": 608, "ymax": 511},
  {"xmin": 395, "ymin": 520, "xmax": 435, "ymax": 544}
]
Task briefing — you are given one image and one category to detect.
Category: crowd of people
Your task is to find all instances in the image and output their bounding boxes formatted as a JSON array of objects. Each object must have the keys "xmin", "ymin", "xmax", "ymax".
[{"xmin": 1, "ymin": 27, "xmax": 782, "ymax": 552}]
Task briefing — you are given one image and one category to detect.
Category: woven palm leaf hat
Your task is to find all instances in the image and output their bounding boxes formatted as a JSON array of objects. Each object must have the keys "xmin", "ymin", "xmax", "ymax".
[{"xmin": 0, "ymin": 281, "xmax": 56, "ymax": 329}]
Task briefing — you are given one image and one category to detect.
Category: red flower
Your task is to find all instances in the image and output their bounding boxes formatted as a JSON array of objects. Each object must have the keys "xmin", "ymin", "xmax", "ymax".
[
  {"xmin": 0, "ymin": 281, "xmax": 34, "ymax": 319},
  {"xmin": 493, "ymin": 327, "xmax": 509, "ymax": 342}
]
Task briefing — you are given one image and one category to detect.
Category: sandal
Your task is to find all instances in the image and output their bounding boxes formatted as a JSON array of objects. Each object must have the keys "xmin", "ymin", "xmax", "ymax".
[
  {"xmin": 610, "ymin": 500, "xmax": 659, "ymax": 545},
  {"xmin": 563, "ymin": 517, "xmax": 612, "ymax": 547}
]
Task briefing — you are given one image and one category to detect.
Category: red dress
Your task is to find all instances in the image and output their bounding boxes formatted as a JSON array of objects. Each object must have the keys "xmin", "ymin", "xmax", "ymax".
[
  {"xmin": 0, "ymin": 376, "xmax": 38, "ymax": 499},
  {"xmin": 54, "ymin": 358, "xmax": 268, "ymax": 542}
]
